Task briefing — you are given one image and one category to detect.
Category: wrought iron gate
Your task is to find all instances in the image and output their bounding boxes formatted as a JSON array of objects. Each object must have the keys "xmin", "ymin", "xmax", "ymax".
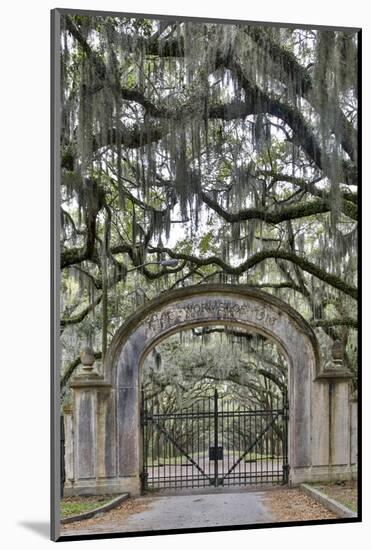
[{"xmin": 141, "ymin": 389, "xmax": 288, "ymax": 491}]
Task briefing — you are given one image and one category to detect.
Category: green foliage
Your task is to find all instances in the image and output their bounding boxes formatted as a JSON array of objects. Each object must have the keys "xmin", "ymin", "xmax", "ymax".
[
  {"xmin": 199, "ymin": 231, "xmax": 214, "ymax": 254},
  {"xmin": 59, "ymin": 15, "xmax": 358, "ymax": 397}
]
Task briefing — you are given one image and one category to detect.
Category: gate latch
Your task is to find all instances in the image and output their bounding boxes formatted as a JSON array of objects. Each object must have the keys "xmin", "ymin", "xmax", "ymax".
[{"xmin": 209, "ymin": 446, "xmax": 223, "ymax": 460}]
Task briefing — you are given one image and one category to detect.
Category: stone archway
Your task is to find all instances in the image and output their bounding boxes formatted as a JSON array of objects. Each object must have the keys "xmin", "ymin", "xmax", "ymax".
[{"xmin": 65, "ymin": 285, "xmax": 355, "ymax": 496}]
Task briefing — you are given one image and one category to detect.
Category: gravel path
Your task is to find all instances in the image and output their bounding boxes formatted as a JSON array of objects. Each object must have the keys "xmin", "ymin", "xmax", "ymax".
[{"xmin": 61, "ymin": 487, "xmax": 335, "ymax": 537}]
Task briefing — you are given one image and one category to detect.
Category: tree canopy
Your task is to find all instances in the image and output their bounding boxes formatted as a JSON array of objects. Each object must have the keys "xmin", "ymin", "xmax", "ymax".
[{"xmin": 59, "ymin": 15, "xmax": 358, "ymax": 397}]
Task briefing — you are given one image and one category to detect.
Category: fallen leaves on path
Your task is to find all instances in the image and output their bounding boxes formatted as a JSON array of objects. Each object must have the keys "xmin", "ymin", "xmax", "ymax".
[
  {"xmin": 61, "ymin": 497, "xmax": 152, "ymax": 535},
  {"xmin": 264, "ymin": 488, "xmax": 336, "ymax": 522},
  {"xmin": 313, "ymin": 481, "xmax": 357, "ymax": 512}
]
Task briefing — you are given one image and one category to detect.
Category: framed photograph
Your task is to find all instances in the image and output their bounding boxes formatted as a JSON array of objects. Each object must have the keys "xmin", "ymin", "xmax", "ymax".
[{"xmin": 51, "ymin": 8, "xmax": 361, "ymax": 541}]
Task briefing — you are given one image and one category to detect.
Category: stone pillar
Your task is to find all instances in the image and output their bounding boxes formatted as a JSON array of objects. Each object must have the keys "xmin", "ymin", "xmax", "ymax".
[
  {"xmin": 66, "ymin": 351, "xmax": 114, "ymax": 496},
  {"xmin": 311, "ymin": 380, "xmax": 330, "ymax": 468},
  {"xmin": 312, "ymin": 341, "xmax": 354, "ymax": 482},
  {"xmin": 329, "ymin": 379, "xmax": 351, "ymax": 468},
  {"xmin": 350, "ymin": 390, "xmax": 358, "ymax": 471},
  {"xmin": 62, "ymin": 403, "xmax": 74, "ymax": 491}
]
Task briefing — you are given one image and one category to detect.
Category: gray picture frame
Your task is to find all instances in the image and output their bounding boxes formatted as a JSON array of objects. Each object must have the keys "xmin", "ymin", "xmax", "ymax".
[{"xmin": 51, "ymin": 8, "xmax": 361, "ymax": 541}]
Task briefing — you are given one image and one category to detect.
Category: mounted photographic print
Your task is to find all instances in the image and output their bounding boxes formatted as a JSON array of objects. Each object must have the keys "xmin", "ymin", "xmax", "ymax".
[{"xmin": 51, "ymin": 8, "xmax": 361, "ymax": 541}]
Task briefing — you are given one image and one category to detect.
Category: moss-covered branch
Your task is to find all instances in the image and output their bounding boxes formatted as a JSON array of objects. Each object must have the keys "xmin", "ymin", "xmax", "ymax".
[
  {"xmin": 311, "ymin": 318, "xmax": 358, "ymax": 329},
  {"xmin": 61, "ymin": 295, "xmax": 103, "ymax": 329},
  {"xmin": 147, "ymin": 246, "xmax": 358, "ymax": 299},
  {"xmin": 202, "ymin": 193, "xmax": 357, "ymax": 223}
]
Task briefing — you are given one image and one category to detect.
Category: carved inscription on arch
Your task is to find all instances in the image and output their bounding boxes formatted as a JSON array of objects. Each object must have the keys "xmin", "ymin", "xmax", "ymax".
[{"xmin": 143, "ymin": 298, "xmax": 279, "ymax": 334}]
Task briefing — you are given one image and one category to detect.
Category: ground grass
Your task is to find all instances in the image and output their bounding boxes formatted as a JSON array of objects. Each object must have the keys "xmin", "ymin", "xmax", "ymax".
[
  {"xmin": 61, "ymin": 496, "xmax": 114, "ymax": 518},
  {"xmin": 61, "ymin": 497, "xmax": 150, "ymax": 532},
  {"xmin": 312, "ymin": 480, "xmax": 358, "ymax": 512}
]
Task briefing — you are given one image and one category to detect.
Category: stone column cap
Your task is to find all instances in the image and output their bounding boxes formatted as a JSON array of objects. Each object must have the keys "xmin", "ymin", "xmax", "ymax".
[
  {"xmin": 70, "ymin": 372, "xmax": 112, "ymax": 389},
  {"xmin": 315, "ymin": 367, "xmax": 353, "ymax": 380}
]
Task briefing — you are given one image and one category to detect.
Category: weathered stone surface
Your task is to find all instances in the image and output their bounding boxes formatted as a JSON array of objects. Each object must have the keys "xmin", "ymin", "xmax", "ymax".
[
  {"xmin": 350, "ymin": 399, "xmax": 358, "ymax": 465},
  {"xmin": 63, "ymin": 411, "xmax": 74, "ymax": 484},
  {"xmin": 104, "ymin": 391, "xmax": 116, "ymax": 478},
  {"xmin": 118, "ymin": 387, "xmax": 139, "ymax": 477},
  {"xmin": 76, "ymin": 391, "xmax": 95, "ymax": 479},
  {"xmin": 311, "ymin": 382, "xmax": 330, "ymax": 466},
  {"xmin": 96, "ymin": 390, "xmax": 114, "ymax": 479},
  {"xmin": 330, "ymin": 381, "xmax": 350, "ymax": 466}
]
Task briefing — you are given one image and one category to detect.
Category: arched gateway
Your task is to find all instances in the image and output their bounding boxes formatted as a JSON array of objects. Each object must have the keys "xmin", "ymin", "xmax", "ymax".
[{"xmin": 64, "ymin": 285, "xmax": 356, "ymax": 496}]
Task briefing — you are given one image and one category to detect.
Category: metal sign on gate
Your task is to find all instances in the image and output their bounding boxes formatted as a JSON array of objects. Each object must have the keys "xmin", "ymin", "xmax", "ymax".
[{"xmin": 141, "ymin": 389, "xmax": 289, "ymax": 491}]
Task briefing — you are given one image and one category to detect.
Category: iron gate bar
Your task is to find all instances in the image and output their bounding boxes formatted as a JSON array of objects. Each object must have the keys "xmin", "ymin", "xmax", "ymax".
[
  {"xmin": 149, "ymin": 410, "xmax": 280, "ymax": 419},
  {"xmin": 147, "ymin": 414, "xmax": 213, "ymax": 482},
  {"xmin": 222, "ymin": 411, "xmax": 281, "ymax": 480},
  {"xmin": 141, "ymin": 390, "xmax": 288, "ymax": 491},
  {"xmin": 214, "ymin": 389, "xmax": 218, "ymax": 486},
  {"xmin": 282, "ymin": 390, "xmax": 290, "ymax": 483}
]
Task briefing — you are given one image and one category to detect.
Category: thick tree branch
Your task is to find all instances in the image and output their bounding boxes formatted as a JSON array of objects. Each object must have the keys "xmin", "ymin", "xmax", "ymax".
[
  {"xmin": 61, "ymin": 294, "xmax": 103, "ymax": 328},
  {"xmin": 65, "ymin": 17, "xmax": 357, "ymax": 186},
  {"xmin": 311, "ymin": 318, "xmax": 357, "ymax": 329},
  {"xmin": 257, "ymin": 171, "xmax": 358, "ymax": 204},
  {"xmin": 146, "ymin": 246, "xmax": 358, "ymax": 299},
  {"xmin": 245, "ymin": 27, "xmax": 357, "ymax": 161},
  {"xmin": 202, "ymin": 192, "xmax": 357, "ymax": 223}
]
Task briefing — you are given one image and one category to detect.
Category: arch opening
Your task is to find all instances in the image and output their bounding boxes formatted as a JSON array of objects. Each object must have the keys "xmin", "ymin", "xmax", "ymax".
[{"xmin": 140, "ymin": 324, "xmax": 290, "ymax": 491}]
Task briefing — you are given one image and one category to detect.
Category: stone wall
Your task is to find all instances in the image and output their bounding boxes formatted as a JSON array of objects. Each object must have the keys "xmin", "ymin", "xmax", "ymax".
[{"xmin": 64, "ymin": 285, "xmax": 356, "ymax": 496}]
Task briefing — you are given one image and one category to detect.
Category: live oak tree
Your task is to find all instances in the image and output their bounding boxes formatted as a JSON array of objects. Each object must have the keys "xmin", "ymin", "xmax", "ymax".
[
  {"xmin": 59, "ymin": 15, "xmax": 358, "ymax": 396},
  {"xmin": 143, "ymin": 328, "xmax": 287, "ymax": 401},
  {"xmin": 142, "ymin": 328, "xmax": 288, "ymax": 460}
]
